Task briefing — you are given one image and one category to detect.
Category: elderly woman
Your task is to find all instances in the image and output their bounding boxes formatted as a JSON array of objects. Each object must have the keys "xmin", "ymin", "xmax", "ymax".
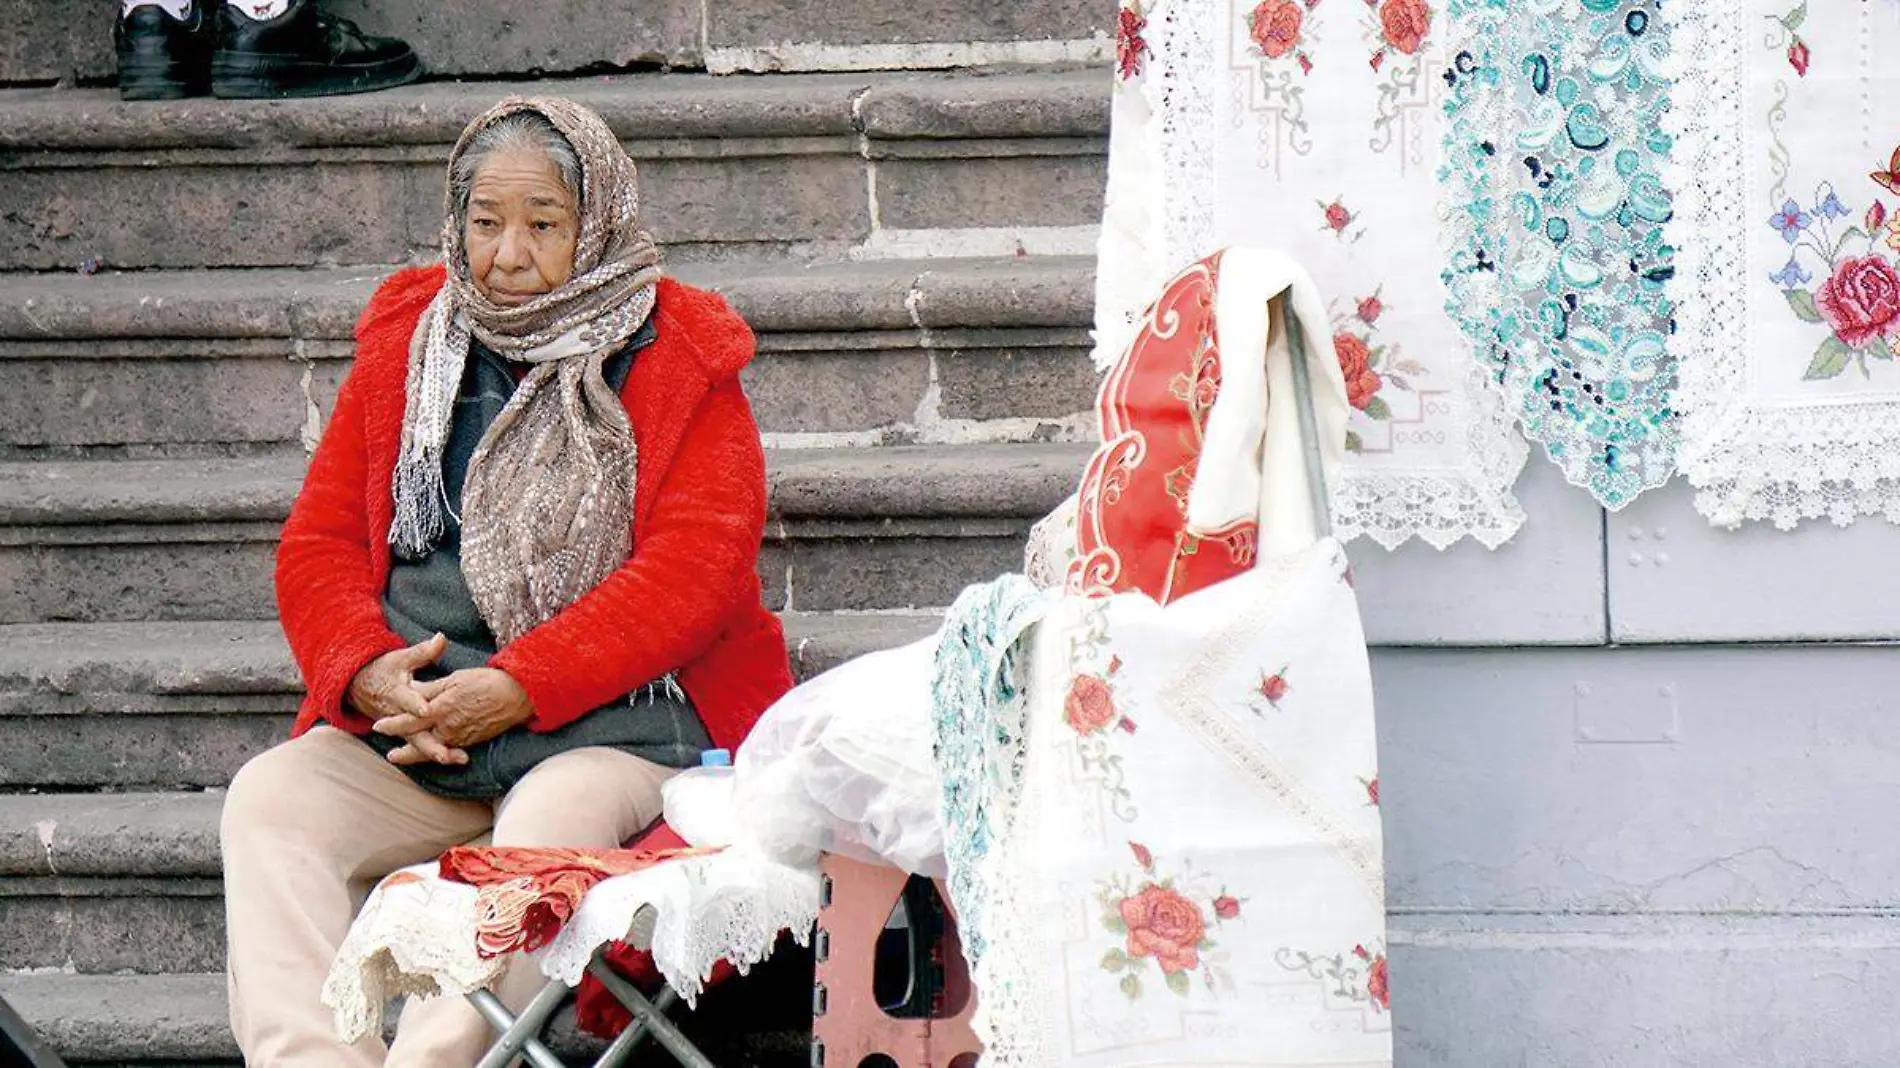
[{"xmin": 219, "ymin": 97, "xmax": 794, "ymax": 1065}]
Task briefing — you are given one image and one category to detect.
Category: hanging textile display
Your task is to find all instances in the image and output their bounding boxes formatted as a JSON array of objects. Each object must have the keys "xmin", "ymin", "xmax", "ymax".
[
  {"xmin": 1096, "ymin": 0, "xmax": 1528, "ymax": 549},
  {"xmin": 1668, "ymin": 0, "xmax": 1900, "ymax": 528},
  {"xmin": 944, "ymin": 249, "xmax": 1391, "ymax": 1068},
  {"xmin": 1440, "ymin": 0, "xmax": 1679, "ymax": 509}
]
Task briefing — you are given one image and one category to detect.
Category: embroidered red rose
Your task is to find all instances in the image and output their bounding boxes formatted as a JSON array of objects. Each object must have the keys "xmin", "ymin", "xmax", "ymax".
[
  {"xmin": 1868, "ymin": 201, "xmax": 1888, "ymax": 235},
  {"xmin": 1368, "ymin": 953, "xmax": 1390, "ymax": 1010},
  {"xmin": 1119, "ymin": 885, "xmax": 1207, "ymax": 975},
  {"xmin": 1356, "ymin": 294, "xmax": 1384, "ymax": 324},
  {"xmin": 1116, "ymin": 5, "xmax": 1149, "ymax": 81},
  {"xmin": 1334, "ymin": 333, "xmax": 1384, "ymax": 410},
  {"xmin": 1064, "ymin": 674, "xmax": 1119, "ymax": 734},
  {"xmin": 1370, "ymin": 51, "xmax": 1386, "ymax": 72},
  {"xmin": 1816, "ymin": 255, "xmax": 1900, "ymax": 347},
  {"xmin": 1213, "ymin": 895, "xmax": 1241, "ymax": 920},
  {"xmin": 1258, "ymin": 670, "xmax": 1290, "ymax": 705},
  {"xmin": 1130, "ymin": 841, "xmax": 1154, "ymax": 870},
  {"xmin": 1378, "ymin": 0, "xmax": 1432, "ymax": 56},
  {"xmin": 1788, "ymin": 38, "xmax": 1810, "ymax": 77},
  {"xmin": 1248, "ymin": 0, "xmax": 1305, "ymax": 60},
  {"xmin": 1323, "ymin": 199, "xmax": 1353, "ymax": 233}
]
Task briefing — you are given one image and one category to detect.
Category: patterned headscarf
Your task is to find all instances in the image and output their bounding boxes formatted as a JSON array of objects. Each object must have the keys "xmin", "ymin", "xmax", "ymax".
[{"xmin": 389, "ymin": 96, "xmax": 662, "ymax": 645}]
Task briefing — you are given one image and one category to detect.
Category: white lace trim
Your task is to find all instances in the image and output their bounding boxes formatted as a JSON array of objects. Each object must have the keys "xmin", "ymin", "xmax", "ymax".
[
  {"xmin": 1331, "ymin": 364, "xmax": 1529, "ymax": 551},
  {"xmin": 538, "ymin": 847, "xmax": 820, "ymax": 1005},
  {"xmin": 322, "ymin": 850, "xmax": 820, "ymax": 1042},
  {"xmin": 323, "ymin": 866, "xmax": 497, "ymax": 1044},
  {"xmin": 1666, "ymin": 0, "xmax": 1900, "ymax": 529}
]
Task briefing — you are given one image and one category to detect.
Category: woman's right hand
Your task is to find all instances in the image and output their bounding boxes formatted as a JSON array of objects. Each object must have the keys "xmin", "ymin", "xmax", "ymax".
[{"xmin": 347, "ymin": 634, "xmax": 467, "ymax": 765}]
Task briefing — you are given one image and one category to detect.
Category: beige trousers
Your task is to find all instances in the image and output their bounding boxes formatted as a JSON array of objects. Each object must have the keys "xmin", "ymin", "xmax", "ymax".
[{"xmin": 221, "ymin": 726, "xmax": 674, "ymax": 1067}]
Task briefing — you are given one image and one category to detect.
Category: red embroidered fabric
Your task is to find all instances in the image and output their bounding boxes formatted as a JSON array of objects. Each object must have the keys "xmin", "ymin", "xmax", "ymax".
[
  {"xmin": 1067, "ymin": 253, "xmax": 1257, "ymax": 604},
  {"xmin": 438, "ymin": 843, "xmax": 718, "ymax": 960}
]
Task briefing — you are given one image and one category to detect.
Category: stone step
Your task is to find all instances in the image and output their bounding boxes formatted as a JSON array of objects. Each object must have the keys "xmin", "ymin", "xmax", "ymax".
[
  {"xmin": 0, "ymin": 612, "xmax": 943, "ymax": 793},
  {"xmin": 9, "ymin": 0, "xmax": 1109, "ymax": 85},
  {"xmin": 0, "ymin": 257, "xmax": 1097, "ymax": 455},
  {"xmin": 0, "ymin": 442, "xmax": 1085, "ymax": 623},
  {"xmin": 0, "ymin": 71, "xmax": 1107, "ymax": 271},
  {"xmin": 0, "ymin": 966, "xmax": 814, "ymax": 1067}
]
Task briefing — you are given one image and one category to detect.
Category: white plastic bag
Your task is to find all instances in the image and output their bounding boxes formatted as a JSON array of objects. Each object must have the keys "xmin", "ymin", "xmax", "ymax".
[{"xmin": 730, "ymin": 637, "xmax": 946, "ymax": 876}]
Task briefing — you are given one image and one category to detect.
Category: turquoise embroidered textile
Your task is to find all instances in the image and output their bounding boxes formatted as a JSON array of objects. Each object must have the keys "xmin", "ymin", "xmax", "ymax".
[
  {"xmin": 928, "ymin": 574, "xmax": 1048, "ymax": 973},
  {"xmin": 1441, "ymin": 0, "xmax": 1678, "ymax": 508}
]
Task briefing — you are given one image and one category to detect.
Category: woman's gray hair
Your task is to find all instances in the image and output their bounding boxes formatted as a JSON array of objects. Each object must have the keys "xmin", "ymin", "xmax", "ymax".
[{"xmin": 448, "ymin": 110, "xmax": 584, "ymax": 225}]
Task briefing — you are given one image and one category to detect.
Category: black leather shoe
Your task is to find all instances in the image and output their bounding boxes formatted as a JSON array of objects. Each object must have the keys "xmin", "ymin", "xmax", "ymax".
[
  {"xmin": 211, "ymin": 0, "xmax": 421, "ymax": 99},
  {"xmin": 116, "ymin": 2, "xmax": 214, "ymax": 101}
]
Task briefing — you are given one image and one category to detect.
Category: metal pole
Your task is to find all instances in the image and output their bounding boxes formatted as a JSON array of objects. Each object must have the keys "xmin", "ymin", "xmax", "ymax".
[
  {"xmin": 592, "ymin": 986, "xmax": 681, "ymax": 1068},
  {"xmin": 1282, "ymin": 312, "xmax": 1335, "ymax": 539},
  {"xmin": 585, "ymin": 959, "xmax": 718, "ymax": 1068},
  {"xmin": 468, "ymin": 985, "xmax": 571, "ymax": 1068}
]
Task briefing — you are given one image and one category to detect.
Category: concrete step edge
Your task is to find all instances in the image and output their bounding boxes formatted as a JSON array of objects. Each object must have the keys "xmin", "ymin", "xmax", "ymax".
[
  {"xmin": 0, "ymin": 256, "xmax": 1095, "ymax": 341},
  {"xmin": 0, "ymin": 442, "xmax": 1089, "ymax": 527},
  {"xmin": 0, "ymin": 70, "xmax": 1108, "ymax": 154},
  {"xmin": 0, "ymin": 610, "xmax": 942, "ymax": 709}
]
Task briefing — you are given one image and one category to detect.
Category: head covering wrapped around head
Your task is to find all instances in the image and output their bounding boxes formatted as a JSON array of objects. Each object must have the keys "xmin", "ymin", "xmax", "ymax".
[{"xmin": 389, "ymin": 96, "xmax": 662, "ymax": 645}]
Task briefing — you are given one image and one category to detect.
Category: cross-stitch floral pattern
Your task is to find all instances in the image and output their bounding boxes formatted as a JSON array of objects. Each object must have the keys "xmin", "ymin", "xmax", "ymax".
[
  {"xmin": 1098, "ymin": 841, "xmax": 1242, "ymax": 998},
  {"xmin": 1275, "ymin": 939, "xmax": 1391, "ymax": 1012},
  {"xmin": 1334, "ymin": 290, "xmax": 1429, "ymax": 453},
  {"xmin": 1667, "ymin": 0, "xmax": 1900, "ymax": 528}
]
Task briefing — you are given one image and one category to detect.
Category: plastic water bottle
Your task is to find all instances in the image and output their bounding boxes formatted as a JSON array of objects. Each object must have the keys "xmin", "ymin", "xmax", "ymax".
[{"xmin": 662, "ymin": 748, "xmax": 738, "ymax": 846}]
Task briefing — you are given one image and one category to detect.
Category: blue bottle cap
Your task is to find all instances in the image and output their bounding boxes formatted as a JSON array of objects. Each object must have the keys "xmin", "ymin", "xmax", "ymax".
[{"xmin": 699, "ymin": 748, "xmax": 732, "ymax": 768}]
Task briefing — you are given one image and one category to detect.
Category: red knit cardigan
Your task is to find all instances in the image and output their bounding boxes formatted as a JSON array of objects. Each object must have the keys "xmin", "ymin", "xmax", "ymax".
[{"xmin": 275, "ymin": 265, "xmax": 794, "ymax": 750}]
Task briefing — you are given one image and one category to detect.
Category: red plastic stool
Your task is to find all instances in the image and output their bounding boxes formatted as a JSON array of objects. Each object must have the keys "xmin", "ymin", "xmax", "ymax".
[{"xmin": 811, "ymin": 853, "xmax": 981, "ymax": 1068}]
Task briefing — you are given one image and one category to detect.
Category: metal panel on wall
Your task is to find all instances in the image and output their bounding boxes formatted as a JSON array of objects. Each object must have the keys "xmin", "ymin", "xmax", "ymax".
[
  {"xmin": 1606, "ymin": 483, "xmax": 1900, "ymax": 643},
  {"xmin": 1352, "ymin": 462, "xmax": 1607, "ymax": 648}
]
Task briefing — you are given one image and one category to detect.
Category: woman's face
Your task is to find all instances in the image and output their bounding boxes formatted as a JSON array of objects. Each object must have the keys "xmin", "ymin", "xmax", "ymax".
[{"xmin": 463, "ymin": 145, "xmax": 579, "ymax": 306}]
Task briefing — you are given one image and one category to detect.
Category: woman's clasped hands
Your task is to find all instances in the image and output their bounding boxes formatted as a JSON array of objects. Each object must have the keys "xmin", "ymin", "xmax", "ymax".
[{"xmin": 347, "ymin": 633, "xmax": 537, "ymax": 766}]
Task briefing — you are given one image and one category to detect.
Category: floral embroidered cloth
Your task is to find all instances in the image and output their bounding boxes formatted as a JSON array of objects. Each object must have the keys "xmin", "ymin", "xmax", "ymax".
[
  {"xmin": 946, "ymin": 250, "xmax": 1391, "ymax": 1066},
  {"xmin": 1099, "ymin": 0, "xmax": 1526, "ymax": 548},
  {"xmin": 1441, "ymin": 0, "xmax": 1679, "ymax": 509},
  {"xmin": 1668, "ymin": 0, "xmax": 1900, "ymax": 527},
  {"xmin": 436, "ymin": 844, "xmax": 717, "ymax": 959},
  {"xmin": 948, "ymin": 540, "xmax": 1390, "ymax": 1068}
]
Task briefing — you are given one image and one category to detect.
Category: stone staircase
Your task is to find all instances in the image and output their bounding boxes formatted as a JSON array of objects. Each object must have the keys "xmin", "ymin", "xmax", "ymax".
[{"xmin": 0, "ymin": 6, "xmax": 1109, "ymax": 1060}]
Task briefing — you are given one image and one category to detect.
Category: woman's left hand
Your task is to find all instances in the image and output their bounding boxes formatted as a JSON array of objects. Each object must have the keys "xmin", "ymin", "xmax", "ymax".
[{"xmin": 374, "ymin": 668, "xmax": 536, "ymax": 758}]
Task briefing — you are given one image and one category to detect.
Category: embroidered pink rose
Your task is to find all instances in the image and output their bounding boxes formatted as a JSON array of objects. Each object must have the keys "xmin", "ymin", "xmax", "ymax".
[
  {"xmin": 1356, "ymin": 294, "xmax": 1384, "ymax": 324},
  {"xmin": 1130, "ymin": 841, "xmax": 1154, "ymax": 869},
  {"xmin": 1378, "ymin": 0, "xmax": 1432, "ymax": 56},
  {"xmin": 1213, "ymin": 895, "xmax": 1241, "ymax": 920},
  {"xmin": 1248, "ymin": 0, "xmax": 1306, "ymax": 60},
  {"xmin": 1334, "ymin": 333, "xmax": 1383, "ymax": 411},
  {"xmin": 1116, "ymin": 5, "xmax": 1149, "ymax": 81},
  {"xmin": 1354, "ymin": 945, "xmax": 1390, "ymax": 1011},
  {"xmin": 1868, "ymin": 201, "xmax": 1888, "ymax": 235},
  {"xmin": 1120, "ymin": 885, "xmax": 1207, "ymax": 975},
  {"xmin": 1323, "ymin": 199, "xmax": 1353, "ymax": 233},
  {"xmin": 1366, "ymin": 776, "xmax": 1380, "ymax": 806},
  {"xmin": 1258, "ymin": 670, "xmax": 1290, "ymax": 705},
  {"xmin": 1788, "ymin": 38, "xmax": 1810, "ymax": 77},
  {"xmin": 1816, "ymin": 255, "xmax": 1900, "ymax": 347},
  {"xmin": 1064, "ymin": 674, "xmax": 1119, "ymax": 734}
]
